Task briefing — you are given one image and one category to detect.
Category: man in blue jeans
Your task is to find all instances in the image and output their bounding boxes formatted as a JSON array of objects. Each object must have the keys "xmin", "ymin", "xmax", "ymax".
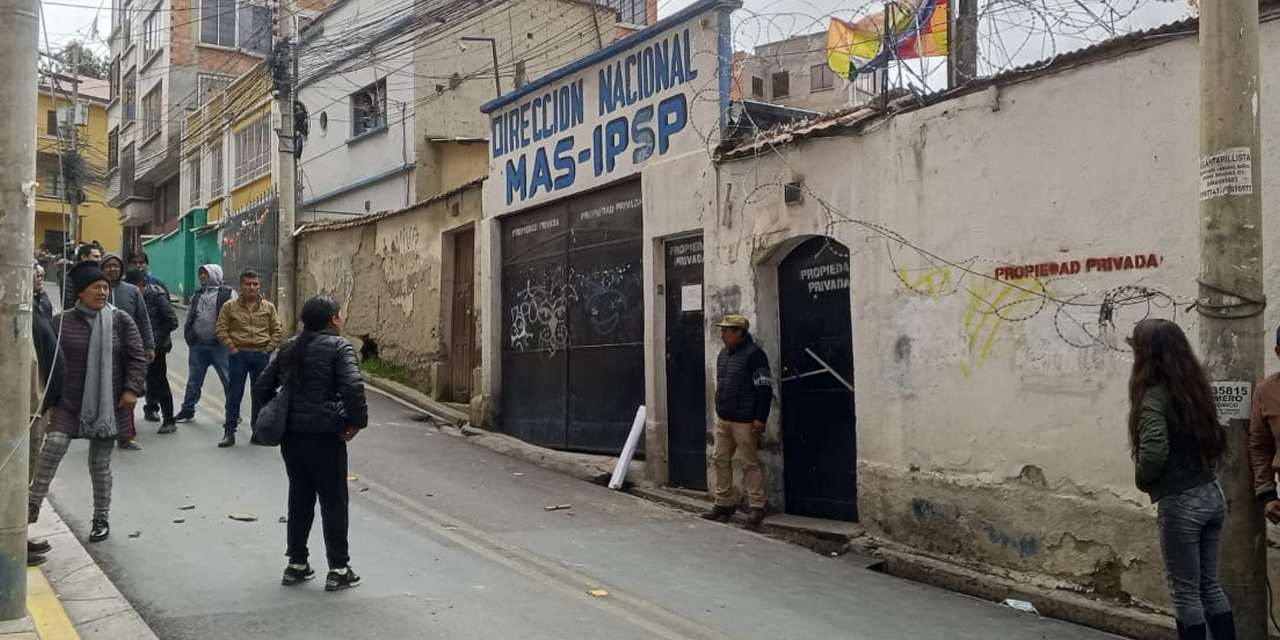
[
  {"xmin": 174, "ymin": 265, "xmax": 235, "ymax": 425},
  {"xmin": 215, "ymin": 270, "xmax": 283, "ymax": 448}
]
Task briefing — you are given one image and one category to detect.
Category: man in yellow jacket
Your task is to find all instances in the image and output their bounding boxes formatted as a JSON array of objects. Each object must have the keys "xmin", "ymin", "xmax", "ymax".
[{"xmin": 216, "ymin": 269, "xmax": 283, "ymax": 448}]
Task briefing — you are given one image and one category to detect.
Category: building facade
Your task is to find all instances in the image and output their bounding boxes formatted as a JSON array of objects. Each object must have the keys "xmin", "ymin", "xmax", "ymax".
[
  {"xmin": 36, "ymin": 74, "xmax": 121, "ymax": 254},
  {"xmin": 734, "ymin": 31, "xmax": 882, "ymax": 112}
]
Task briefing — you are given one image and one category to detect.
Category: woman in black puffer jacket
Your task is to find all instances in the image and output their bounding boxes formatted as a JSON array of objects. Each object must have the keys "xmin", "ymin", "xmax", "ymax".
[{"xmin": 254, "ymin": 295, "xmax": 368, "ymax": 592}]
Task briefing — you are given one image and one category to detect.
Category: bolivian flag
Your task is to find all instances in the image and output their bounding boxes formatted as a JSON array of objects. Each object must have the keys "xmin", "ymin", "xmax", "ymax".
[{"xmin": 828, "ymin": 0, "xmax": 949, "ymax": 79}]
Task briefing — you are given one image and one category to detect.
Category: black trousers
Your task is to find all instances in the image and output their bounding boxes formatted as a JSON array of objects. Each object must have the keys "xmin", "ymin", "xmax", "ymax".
[
  {"xmin": 144, "ymin": 350, "xmax": 174, "ymax": 420},
  {"xmin": 280, "ymin": 431, "xmax": 350, "ymax": 569}
]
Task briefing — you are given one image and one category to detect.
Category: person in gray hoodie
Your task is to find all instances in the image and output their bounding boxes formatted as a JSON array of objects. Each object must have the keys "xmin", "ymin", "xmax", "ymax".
[
  {"xmin": 100, "ymin": 253, "xmax": 155, "ymax": 450},
  {"xmin": 174, "ymin": 265, "xmax": 236, "ymax": 423}
]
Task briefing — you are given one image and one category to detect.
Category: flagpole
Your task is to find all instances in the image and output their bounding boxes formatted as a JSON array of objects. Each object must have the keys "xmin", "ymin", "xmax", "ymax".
[{"xmin": 881, "ymin": 1, "xmax": 892, "ymax": 108}]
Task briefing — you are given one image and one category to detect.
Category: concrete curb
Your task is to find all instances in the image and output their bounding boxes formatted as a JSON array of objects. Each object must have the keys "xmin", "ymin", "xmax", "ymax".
[
  {"xmin": 365, "ymin": 372, "xmax": 1177, "ymax": 640},
  {"xmin": 0, "ymin": 614, "xmax": 37, "ymax": 639},
  {"xmin": 28, "ymin": 506, "xmax": 161, "ymax": 640},
  {"xmin": 362, "ymin": 376, "xmax": 469, "ymax": 426}
]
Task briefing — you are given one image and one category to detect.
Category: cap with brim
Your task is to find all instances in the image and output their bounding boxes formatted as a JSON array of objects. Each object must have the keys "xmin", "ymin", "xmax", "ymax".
[{"xmin": 716, "ymin": 314, "xmax": 749, "ymax": 330}]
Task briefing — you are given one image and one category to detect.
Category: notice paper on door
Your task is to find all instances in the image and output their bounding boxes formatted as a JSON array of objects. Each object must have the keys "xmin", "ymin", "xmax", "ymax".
[{"xmin": 681, "ymin": 285, "xmax": 703, "ymax": 312}]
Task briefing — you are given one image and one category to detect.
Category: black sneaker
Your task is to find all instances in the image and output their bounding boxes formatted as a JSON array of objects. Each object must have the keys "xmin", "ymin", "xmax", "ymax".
[
  {"xmin": 281, "ymin": 563, "xmax": 315, "ymax": 586},
  {"xmin": 27, "ymin": 550, "xmax": 47, "ymax": 567},
  {"xmin": 89, "ymin": 518, "xmax": 109, "ymax": 543},
  {"xmin": 28, "ymin": 538, "xmax": 51, "ymax": 555},
  {"xmin": 701, "ymin": 505, "xmax": 735, "ymax": 522},
  {"xmin": 747, "ymin": 507, "xmax": 767, "ymax": 527},
  {"xmin": 325, "ymin": 567, "xmax": 361, "ymax": 592},
  {"xmin": 158, "ymin": 421, "xmax": 177, "ymax": 435},
  {"xmin": 144, "ymin": 409, "xmax": 161, "ymax": 423},
  {"xmin": 218, "ymin": 434, "xmax": 236, "ymax": 448},
  {"xmin": 173, "ymin": 411, "xmax": 195, "ymax": 423}
]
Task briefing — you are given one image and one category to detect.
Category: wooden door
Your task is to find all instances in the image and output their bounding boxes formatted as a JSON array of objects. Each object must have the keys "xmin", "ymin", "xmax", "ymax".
[{"xmin": 450, "ymin": 228, "xmax": 477, "ymax": 402}]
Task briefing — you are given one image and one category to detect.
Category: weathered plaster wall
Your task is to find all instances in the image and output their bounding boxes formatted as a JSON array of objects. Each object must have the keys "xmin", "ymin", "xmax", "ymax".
[
  {"xmin": 712, "ymin": 27, "xmax": 1280, "ymax": 612},
  {"xmin": 298, "ymin": 184, "xmax": 484, "ymax": 394}
]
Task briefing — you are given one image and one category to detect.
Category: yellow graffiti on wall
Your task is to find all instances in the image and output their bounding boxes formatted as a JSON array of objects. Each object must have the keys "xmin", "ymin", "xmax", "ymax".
[{"xmin": 899, "ymin": 264, "xmax": 1049, "ymax": 375}]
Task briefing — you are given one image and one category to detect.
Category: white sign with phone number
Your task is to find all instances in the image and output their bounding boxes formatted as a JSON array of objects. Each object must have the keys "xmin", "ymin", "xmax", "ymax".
[{"xmin": 1211, "ymin": 381, "xmax": 1252, "ymax": 426}]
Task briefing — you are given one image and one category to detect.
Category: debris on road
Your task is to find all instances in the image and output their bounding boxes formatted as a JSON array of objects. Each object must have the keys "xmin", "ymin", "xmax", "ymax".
[
  {"xmin": 173, "ymin": 518, "xmax": 186, "ymax": 524},
  {"xmin": 229, "ymin": 513, "xmax": 259, "ymax": 522},
  {"xmin": 359, "ymin": 487, "xmax": 369, "ymax": 493},
  {"xmin": 347, "ymin": 475, "xmax": 358, "ymax": 481},
  {"xmin": 544, "ymin": 504, "xmax": 572, "ymax": 512},
  {"xmin": 178, "ymin": 504, "xmax": 195, "ymax": 510},
  {"xmin": 587, "ymin": 589, "xmax": 609, "ymax": 598},
  {"xmin": 128, "ymin": 531, "xmax": 142, "ymax": 538},
  {"xmin": 1002, "ymin": 599, "xmax": 1039, "ymax": 614},
  {"xmin": 278, "ymin": 517, "xmax": 288, "ymax": 524}
]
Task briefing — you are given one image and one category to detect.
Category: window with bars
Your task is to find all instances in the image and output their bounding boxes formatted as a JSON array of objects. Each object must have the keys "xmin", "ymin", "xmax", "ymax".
[
  {"xmin": 122, "ymin": 74, "xmax": 136, "ymax": 125},
  {"xmin": 751, "ymin": 76, "xmax": 764, "ymax": 98},
  {"xmin": 108, "ymin": 128, "xmax": 119, "ymax": 171},
  {"xmin": 209, "ymin": 142, "xmax": 224, "ymax": 196},
  {"xmin": 197, "ymin": 74, "xmax": 233, "ymax": 106},
  {"xmin": 109, "ymin": 59, "xmax": 120, "ymax": 101},
  {"xmin": 233, "ymin": 116, "xmax": 271, "ymax": 187},
  {"xmin": 350, "ymin": 79, "xmax": 387, "ymax": 137},
  {"xmin": 188, "ymin": 157, "xmax": 202, "ymax": 208},
  {"xmin": 143, "ymin": 10, "xmax": 161, "ymax": 57},
  {"xmin": 44, "ymin": 171, "xmax": 64, "ymax": 199},
  {"xmin": 595, "ymin": 0, "xmax": 646, "ymax": 25},
  {"xmin": 810, "ymin": 64, "xmax": 834, "ymax": 92},
  {"xmin": 142, "ymin": 83, "xmax": 162, "ymax": 139},
  {"xmin": 201, "ymin": 0, "xmax": 271, "ymax": 55},
  {"xmin": 771, "ymin": 71, "xmax": 790, "ymax": 98}
]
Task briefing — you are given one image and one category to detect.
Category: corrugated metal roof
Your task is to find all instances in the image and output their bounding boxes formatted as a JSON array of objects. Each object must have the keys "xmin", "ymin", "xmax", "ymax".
[
  {"xmin": 718, "ymin": 3, "xmax": 1277, "ymax": 160},
  {"xmin": 301, "ymin": 176, "xmax": 487, "ymax": 233}
]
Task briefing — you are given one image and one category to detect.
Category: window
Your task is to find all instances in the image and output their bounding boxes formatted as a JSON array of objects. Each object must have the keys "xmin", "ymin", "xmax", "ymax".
[
  {"xmin": 109, "ymin": 59, "xmax": 120, "ymax": 100},
  {"xmin": 44, "ymin": 171, "xmax": 64, "ymax": 199},
  {"xmin": 233, "ymin": 116, "xmax": 271, "ymax": 186},
  {"xmin": 108, "ymin": 128, "xmax": 119, "ymax": 171},
  {"xmin": 120, "ymin": 16, "xmax": 131, "ymax": 49},
  {"xmin": 209, "ymin": 141, "xmax": 224, "ymax": 196},
  {"xmin": 350, "ymin": 79, "xmax": 386, "ymax": 137},
  {"xmin": 188, "ymin": 157, "xmax": 202, "ymax": 207},
  {"xmin": 594, "ymin": 0, "xmax": 646, "ymax": 25},
  {"xmin": 751, "ymin": 76, "xmax": 764, "ymax": 98},
  {"xmin": 197, "ymin": 74, "xmax": 233, "ymax": 106},
  {"xmin": 46, "ymin": 110, "xmax": 58, "ymax": 136},
  {"xmin": 122, "ymin": 73, "xmax": 136, "ymax": 125},
  {"xmin": 810, "ymin": 63, "xmax": 834, "ymax": 92},
  {"xmin": 142, "ymin": 10, "xmax": 161, "ymax": 57},
  {"xmin": 142, "ymin": 83, "xmax": 162, "ymax": 139},
  {"xmin": 201, "ymin": 0, "xmax": 270, "ymax": 55},
  {"xmin": 771, "ymin": 71, "xmax": 790, "ymax": 99}
]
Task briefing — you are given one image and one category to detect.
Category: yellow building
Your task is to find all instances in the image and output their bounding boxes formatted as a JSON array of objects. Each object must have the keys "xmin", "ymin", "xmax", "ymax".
[
  {"xmin": 36, "ymin": 73, "xmax": 122, "ymax": 255},
  {"xmin": 183, "ymin": 67, "xmax": 275, "ymax": 225}
]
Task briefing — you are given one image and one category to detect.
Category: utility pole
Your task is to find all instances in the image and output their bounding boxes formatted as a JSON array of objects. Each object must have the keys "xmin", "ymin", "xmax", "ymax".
[
  {"xmin": 1198, "ymin": 0, "xmax": 1266, "ymax": 635},
  {"xmin": 68, "ymin": 48, "xmax": 81, "ymax": 247},
  {"xmin": 0, "ymin": 0, "xmax": 39, "ymax": 621},
  {"xmin": 274, "ymin": 0, "xmax": 298, "ymax": 330},
  {"xmin": 948, "ymin": 0, "xmax": 977, "ymax": 88}
]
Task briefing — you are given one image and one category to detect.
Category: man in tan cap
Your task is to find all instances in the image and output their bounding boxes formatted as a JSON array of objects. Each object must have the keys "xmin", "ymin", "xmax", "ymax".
[{"xmin": 704, "ymin": 314, "xmax": 773, "ymax": 526}]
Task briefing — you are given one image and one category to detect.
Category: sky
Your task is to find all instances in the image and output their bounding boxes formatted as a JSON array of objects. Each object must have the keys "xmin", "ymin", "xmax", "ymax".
[{"xmin": 38, "ymin": 0, "xmax": 1194, "ymax": 78}]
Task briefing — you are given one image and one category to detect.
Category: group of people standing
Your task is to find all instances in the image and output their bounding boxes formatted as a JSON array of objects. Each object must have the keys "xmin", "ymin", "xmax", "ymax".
[{"xmin": 25, "ymin": 246, "xmax": 370, "ymax": 593}]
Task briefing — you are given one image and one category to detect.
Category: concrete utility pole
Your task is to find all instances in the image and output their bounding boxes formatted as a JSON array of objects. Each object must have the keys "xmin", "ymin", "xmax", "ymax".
[
  {"xmin": 1198, "ymin": 0, "xmax": 1266, "ymax": 635},
  {"xmin": 275, "ymin": 0, "xmax": 298, "ymax": 330},
  {"xmin": 0, "ymin": 0, "xmax": 39, "ymax": 620},
  {"xmin": 68, "ymin": 50, "xmax": 81, "ymax": 246},
  {"xmin": 948, "ymin": 0, "xmax": 978, "ymax": 87}
]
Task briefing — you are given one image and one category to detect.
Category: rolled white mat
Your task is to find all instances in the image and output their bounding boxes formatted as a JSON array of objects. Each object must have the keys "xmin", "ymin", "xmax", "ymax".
[{"xmin": 608, "ymin": 405, "xmax": 647, "ymax": 490}]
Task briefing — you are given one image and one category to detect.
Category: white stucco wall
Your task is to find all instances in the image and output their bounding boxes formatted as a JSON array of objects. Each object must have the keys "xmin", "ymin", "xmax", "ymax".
[{"xmin": 710, "ymin": 25, "xmax": 1280, "ymax": 609}]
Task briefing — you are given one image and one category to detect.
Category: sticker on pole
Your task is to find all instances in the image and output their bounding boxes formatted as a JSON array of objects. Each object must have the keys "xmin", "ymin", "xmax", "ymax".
[
  {"xmin": 1211, "ymin": 381, "xmax": 1252, "ymax": 425},
  {"xmin": 1199, "ymin": 148, "xmax": 1253, "ymax": 201}
]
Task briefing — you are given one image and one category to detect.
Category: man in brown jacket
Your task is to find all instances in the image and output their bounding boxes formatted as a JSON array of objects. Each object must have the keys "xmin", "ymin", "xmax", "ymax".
[
  {"xmin": 216, "ymin": 270, "xmax": 283, "ymax": 448},
  {"xmin": 1249, "ymin": 324, "xmax": 1280, "ymax": 525}
]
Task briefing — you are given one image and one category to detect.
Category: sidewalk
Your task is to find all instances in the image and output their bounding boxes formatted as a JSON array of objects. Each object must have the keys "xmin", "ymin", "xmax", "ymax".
[{"xmin": 0, "ymin": 507, "xmax": 159, "ymax": 640}]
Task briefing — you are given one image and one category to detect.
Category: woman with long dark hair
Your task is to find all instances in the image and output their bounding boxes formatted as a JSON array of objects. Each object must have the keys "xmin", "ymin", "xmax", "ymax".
[
  {"xmin": 1128, "ymin": 319, "xmax": 1235, "ymax": 640},
  {"xmin": 254, "ymin": 295, "xmax": 368, "ymax": 591}
]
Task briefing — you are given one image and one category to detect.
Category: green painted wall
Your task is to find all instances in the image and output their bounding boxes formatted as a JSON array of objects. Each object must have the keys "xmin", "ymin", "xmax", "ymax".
[{"xmin": 142, "ymin": 209, "xmax": 220, "ymax": 302}]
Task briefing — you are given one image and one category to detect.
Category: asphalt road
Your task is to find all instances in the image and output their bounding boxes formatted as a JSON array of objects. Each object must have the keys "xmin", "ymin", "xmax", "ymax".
[{"xmin": 43, "ymin": 329, "xmax": 1121, "ymax": 640}]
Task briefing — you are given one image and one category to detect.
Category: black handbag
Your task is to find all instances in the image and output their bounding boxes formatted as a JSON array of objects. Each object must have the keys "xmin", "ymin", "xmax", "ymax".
[{"xmin": 254, "ymin": 388, "xmax": 290, "ymax": 446}]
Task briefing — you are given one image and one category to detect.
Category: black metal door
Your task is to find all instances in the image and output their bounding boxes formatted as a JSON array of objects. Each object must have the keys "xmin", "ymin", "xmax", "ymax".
[
  {"xmin": 500, "ymin": 180, "xmax": 644, "ymax": 454},
  {"xmin": 501, "ymin": 203, "xmax": 570, "ymax": 449},
  {"xmin": 778, "ymin": 237, "xmax": 857, "ymax": 521},
  {"xmin": 665, "ymin": 236, "xmax": 706, "ymax": 490}
]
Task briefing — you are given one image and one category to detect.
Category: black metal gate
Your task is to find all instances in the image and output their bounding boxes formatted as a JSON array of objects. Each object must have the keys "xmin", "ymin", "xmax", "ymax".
[
  {"xmin": 500, "ymin": 181, "xmax": 644, "ymax": 454},
  {"xmin": 778, "ymin": 236, "xmax": 858, "ymax": 521},
  {"xmin": 221, "ymin": 196, "xmax": 279, "ymax": 299},
  {"xmin": 665, "ymin": 235, "xmax": 707, "ymax": 490}
]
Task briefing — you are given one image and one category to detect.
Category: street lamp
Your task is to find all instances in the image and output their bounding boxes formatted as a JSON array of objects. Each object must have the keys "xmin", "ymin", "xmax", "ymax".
[{"xmin": 459, "ymin": 36, "xmax": 501, "ymax": 98}]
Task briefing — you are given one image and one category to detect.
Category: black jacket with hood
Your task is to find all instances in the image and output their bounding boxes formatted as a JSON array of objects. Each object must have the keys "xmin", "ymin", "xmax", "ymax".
[{"xmin": 253, "ymin": 330, "xmax": 368, "ymax": 435}]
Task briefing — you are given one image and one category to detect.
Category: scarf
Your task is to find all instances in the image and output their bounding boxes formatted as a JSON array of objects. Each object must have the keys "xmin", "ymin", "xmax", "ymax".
[{"xmin": 76, "ymin": 302, "xmax": 118, "ymax": 439}]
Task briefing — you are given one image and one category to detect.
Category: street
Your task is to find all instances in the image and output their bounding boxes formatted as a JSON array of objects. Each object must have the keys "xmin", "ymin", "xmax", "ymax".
[{"xmin": 41, "ymin": 334, "xmax": 1119, "ymax": 640}]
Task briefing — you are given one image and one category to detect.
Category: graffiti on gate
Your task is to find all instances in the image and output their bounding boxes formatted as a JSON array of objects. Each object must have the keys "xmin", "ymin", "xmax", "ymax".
[
  {"xmin": 571, "ymin": 262, "xmax": 641, "ymax": 339},
  {"xmin": 509, "ymin": 267, "xmax": 578, "ymax": 355}
]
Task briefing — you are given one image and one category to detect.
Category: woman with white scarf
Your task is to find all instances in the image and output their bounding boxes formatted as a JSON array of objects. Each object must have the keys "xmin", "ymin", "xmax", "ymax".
[{"xmin": 28, "ymin": 261, "xmax": 147, "ymax": 543}]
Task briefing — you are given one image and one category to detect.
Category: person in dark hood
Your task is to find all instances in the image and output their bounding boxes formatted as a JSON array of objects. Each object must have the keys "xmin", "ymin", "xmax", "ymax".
[
  {"xmin": 126, "ymin": 269, "xmax": 179, "ymax": 433},
  {"xmin": 175, "ymin": 264, "xmax": 235, "ymax": 423},
  {"xmin": 27, "ymin": 308, "xmax": 65, "ymax": 566},
  {"xmin": 100, "ymin": 253, "xmax": 155, "ymax": 450},
  {"xmin": 29, "ymin": 260, "xmax": 147, "ymax": 544}
]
